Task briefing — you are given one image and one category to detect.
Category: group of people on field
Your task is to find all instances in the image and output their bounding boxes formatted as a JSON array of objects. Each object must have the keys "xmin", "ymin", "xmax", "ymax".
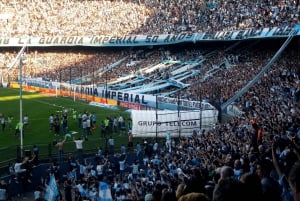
[{"xmin": 0, "ymin": 113, "xmax": 30, "ymax": 137}]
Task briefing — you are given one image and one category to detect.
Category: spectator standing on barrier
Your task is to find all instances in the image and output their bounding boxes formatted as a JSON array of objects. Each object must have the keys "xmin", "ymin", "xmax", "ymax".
[
  {"xmin": 56, "ymin": 136, "xmax": 67, "ymax": 163},
  {"xmin": 73, "ymin": 136, "xmax": 84, "ymax": 163}
]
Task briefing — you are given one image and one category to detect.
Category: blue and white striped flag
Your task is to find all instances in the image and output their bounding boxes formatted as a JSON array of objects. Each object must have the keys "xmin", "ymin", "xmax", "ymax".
[
  {"xmin": 44, "ymin": 174, "xmax": 59, "ymax": 201},
  {"xmin": 98, "ymin": 182, "xmax": 113, "ymax": 201}
]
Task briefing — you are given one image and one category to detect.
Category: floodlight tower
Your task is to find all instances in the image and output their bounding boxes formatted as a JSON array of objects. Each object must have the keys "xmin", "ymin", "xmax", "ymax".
[
  {"xmin": 7, "ymin": 45, "xmax": 27, "ymax": 159},
  {"xmin": 19, "ymin": 51, "xmax": 27, "ymax": 158}
]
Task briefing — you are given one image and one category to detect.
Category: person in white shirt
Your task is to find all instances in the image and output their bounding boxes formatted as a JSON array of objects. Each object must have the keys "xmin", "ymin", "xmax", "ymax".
[
  {"xmin": 96, "ymin": 159, "xmax": 107, "ymax": 180},
  {"xmin": 82, "ymin": 119, "xmax": 88, "ymax": 140},
  {"xmin": 166, "ymin": 131, "xmax": 172, "ymax": 153},
  {"xmin": 13, "ymin": 158, "xmax": 27, "ymax": 183},
  {"xmin": 73, "ymin": 137, "xmax": 84, "ymax": 163},
  {"xmin": 119, "ymin": 156, "xmax": 127, "ymax": 179},
  {"xmin": 14, "ymin": 161, "xmax": 26, "ymax": 174},
  {"xmin": 86, "ymin": 117, "xmax": 91, "ymax": 136},
  {"xmin": 131, "ymin": 161, "xmax": 139, "ymax": 178}
]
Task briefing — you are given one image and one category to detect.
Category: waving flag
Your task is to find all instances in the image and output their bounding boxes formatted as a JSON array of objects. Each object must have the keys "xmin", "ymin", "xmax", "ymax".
[
  {"xmin": 65, "ymin": 133, "xmax": 72, "ymax": 138},
  {"xmin": 76, "ymin": 183, "xmax": 87, "ymax": 197},
  {"xmin": 98, "ymin": 182, "xmax": 113, "ymax": 201},
  {"xmin": 44, "ymin": 174, "xmax": 59, "ymax": 201}
]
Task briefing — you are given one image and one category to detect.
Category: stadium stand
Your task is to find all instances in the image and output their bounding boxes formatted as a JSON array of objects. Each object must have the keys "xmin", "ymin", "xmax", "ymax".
[
  {"xmin": 0, "ymin": 0, "xmax": 299, "ymax": 36},
  {"xmin": 0, "ymin": 0, "xmax": 299, "ymax": 201}
]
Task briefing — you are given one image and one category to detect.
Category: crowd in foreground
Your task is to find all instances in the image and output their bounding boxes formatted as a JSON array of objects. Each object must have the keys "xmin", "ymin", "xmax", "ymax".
[
  {"xmin": 5, "ymin": 123, "xmax": 299, "ymax": 201},
  {"xmin": 1, "ymin": 97, "xmax": 299, "ymax": 201}
]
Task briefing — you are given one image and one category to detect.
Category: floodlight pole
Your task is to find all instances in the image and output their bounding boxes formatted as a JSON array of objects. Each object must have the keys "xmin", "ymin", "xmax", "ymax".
[
  {"xmin": 105, "ymin": 70, "xmax": 108, "ymax": 104},
  {"xmin": 73, "ymin": 85, "xmax": 76, "ymax": 102},
  {"xmin": 19, "ymin": 54, "xmax": 24, "ymax": 159},
  {"xmin": 80, "ymin": 67, "xmax": 83, "ymax": 99},
  {"xmin": 92, "ymin": 67, "xmax": 95, "ymax": 99},
  {"xmin": 69, "ymin": 67, "xmax": 72, "ymax": 96},
  {"xmin": 155, "ymin": 92, "xmax": 158, "ymax": 142}
]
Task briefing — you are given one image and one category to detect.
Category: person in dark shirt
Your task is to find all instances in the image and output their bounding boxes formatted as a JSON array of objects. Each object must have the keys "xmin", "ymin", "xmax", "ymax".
[
  {"xmin": 64, "ymin": 179, "xmax": 72, "ymax": 201},
  {"xmin": 32, "ymin": 144, "xmax": 39, "ymax": 166}
]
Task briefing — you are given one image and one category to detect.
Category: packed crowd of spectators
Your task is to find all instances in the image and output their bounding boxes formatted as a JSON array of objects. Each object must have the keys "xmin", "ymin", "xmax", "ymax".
[
  {"xmin": 0, "ymin": 0, "xmax": 299, "ymax": 83},
  {"xmin": 0, "ymin": 47, "xmax": 125, "ymax": 83},
  {"xmin": 1, "ymin": 42, "xmax": 299, "ymax": 201},
  {"xmin": 0, "ymin": 0, "xmax": 299, "ymax": 200},
  {"xmin": 46, "ymin": 40, "xmax": 299, "ymax": 201},
  {"xmin": 19, "ymin": 111, "xmax": 300, "ymax": 201},
  {"xmin": 0, "ymin": 0, "xmax": 299, "ymax": 37}
]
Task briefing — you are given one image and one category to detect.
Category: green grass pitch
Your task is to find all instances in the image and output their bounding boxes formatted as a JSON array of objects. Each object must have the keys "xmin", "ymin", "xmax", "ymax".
[{"xmin": 0, "ymin": 88, "xmax": 131, "ymax": 166}]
